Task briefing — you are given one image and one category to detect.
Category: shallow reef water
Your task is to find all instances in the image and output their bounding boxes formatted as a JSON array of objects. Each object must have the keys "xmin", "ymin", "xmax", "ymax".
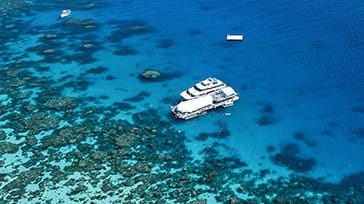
[{"xmin": 0, "ymin": 0, "xmax": 364, "ymax": 203}]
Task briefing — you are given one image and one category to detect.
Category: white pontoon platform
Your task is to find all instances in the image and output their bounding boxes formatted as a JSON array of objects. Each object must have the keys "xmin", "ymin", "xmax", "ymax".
[{"xmin": 226, "ymin": 34, "xmax": 243, "ymax": 41}]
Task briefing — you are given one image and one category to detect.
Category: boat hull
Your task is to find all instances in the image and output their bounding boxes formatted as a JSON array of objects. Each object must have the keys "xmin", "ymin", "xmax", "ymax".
[{"xmin": 171, "ymin": 96, "xmax": 239, "ymax": 120}]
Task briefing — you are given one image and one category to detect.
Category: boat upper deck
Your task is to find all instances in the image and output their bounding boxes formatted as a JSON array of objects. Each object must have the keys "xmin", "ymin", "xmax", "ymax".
[
  {"xmin": 180, "ymin": 77, "xmax": 226, "ymax": 100},
  {"xmin": 195, "ymin": 78, "xmax": 224, "ymax": 91}
]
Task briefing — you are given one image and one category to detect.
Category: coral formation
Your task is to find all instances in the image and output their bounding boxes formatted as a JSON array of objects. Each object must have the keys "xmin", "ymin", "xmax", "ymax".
[
  {"xmin": 124, "ymin": 91, "xmax": 151, "ymax": 102},
  {"xmin": 157, "ymin": 38, "xmax": 175, "ymax": 48},
  {"xmin": 113, "ymin": 45, "xmax": 138, "ymax": 56},
  {"xmin": 257, "ymin": 115, "xmax": 275, "ymax": 125},
  {"xmin": 139, "ymin": 69, "xmax": 161, "ymax": 80},
  {"xmin": 270, "ymin": 143, "xmax": 316, "ymax": 173}
]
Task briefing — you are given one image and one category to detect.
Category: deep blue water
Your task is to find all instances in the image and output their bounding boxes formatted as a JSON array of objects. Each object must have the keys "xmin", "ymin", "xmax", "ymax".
[{"xmin": 1, "ymin": 0, "xmax": 364, "ymax": 203}]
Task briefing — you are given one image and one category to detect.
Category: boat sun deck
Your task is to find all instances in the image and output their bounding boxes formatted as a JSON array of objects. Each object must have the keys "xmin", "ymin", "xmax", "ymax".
[{"xmin": 180, "ymin": 77, "xmax": 226, "ymax": 100}]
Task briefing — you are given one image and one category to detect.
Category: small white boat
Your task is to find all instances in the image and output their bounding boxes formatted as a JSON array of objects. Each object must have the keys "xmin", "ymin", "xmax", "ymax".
[
  {"xmin": 60, "ymin": 9, "xmax": 71, "ymax": 18},
  {"xmin": 226, "ymin": 34, "xmax": 243, "ymax": 41}
]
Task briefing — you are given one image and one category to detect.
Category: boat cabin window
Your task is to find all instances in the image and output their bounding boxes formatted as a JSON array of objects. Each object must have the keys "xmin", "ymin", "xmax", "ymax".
[
  {"xmin": 215, "ymin": 90, "xmax": 223, "ymax": 96},
  {"xmin": 201, "ymin": 81, "xmax": 210, "ymax": 86},
  {"xmin": 193, "ymin": 85, "xmax": 202, "ymax": 91},
  {"xmin": 187, "ymin": 89, "xmax": 195, "ymax": 96}
]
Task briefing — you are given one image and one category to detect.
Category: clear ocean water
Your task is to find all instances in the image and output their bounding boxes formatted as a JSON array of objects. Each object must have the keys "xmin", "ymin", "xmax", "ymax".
[{"xmin": 1, "ymin": 0, "xmax": 364, "ymax": 203}]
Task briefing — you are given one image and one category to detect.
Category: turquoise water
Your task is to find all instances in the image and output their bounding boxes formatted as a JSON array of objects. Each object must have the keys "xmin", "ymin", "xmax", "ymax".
[{"xmin": 1, "ymin": 0, "xmax": 364, "ymax": 203}]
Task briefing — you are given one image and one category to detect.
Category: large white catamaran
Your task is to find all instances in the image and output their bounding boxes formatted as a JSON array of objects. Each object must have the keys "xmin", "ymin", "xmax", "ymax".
[{"xmin": 171, "ymin": 77, "xmax": 239, "ymax": 120}]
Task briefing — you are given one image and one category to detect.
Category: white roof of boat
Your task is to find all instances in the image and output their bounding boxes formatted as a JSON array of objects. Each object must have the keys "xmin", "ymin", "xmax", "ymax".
[
  {"xmin": 221, "ymin": 86, "xmax": 237, "ymax": 96},
  {"xmin": 195, "ymin": 78, "xmax": 224, "ymax": 90},
  {"xmin": 176, "ymin": 95, "xmax": 213, "ymax": 113}
]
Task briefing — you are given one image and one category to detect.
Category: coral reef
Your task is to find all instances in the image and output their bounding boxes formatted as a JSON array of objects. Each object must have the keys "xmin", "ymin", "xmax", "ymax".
[
  {"xmin": 139, "ymin": 69, "xmax": 161, "ymax": 80},
  {"xmin": 113, "ymin": 45, "xmax": 138, "ymax": 56},
  {"xmin": 256, "ymin": 103, "xmax": 276, "ymax": 125},
  {"xmin": 157, "ymin": 38, "xmax": 175, "ymax": 48},
  {"xmin": 0, "ymin": 54, "xmax": 363, "ymax": 204},
  {"xmin": 257, "ymin": 114, "xmax": 275, "ymax": 125},
  {"xmin": 0, "ymin": 142, "xmax": 19, "ymax": 154},
  {"xmin": 107, "ymin": 20, "xmax": 155, "ymax": 44},
  {"xmin": 0, "ymin": 1, "xmax": 363, "ymax": 203},
  {"xmin": 43, "ymin": 96, "xmax": 77, "ymax": 110},
  {"xmin": 293, "ymin": 132, "xmax": 317, "ymax": 147},
  {"xmin": 84, "ymin": 66, "xmax": 109, "ymax": 74},
  {"xmin": 124, "ymin": 91, "xmax": 151, "ymax": 102},
  {"xmin": 270, "ymin": 143, "xmax": 316, "ymax": 173},
  {"xmin": 138, "ymin": 69, "xmax": 182, "ymax": 82}
]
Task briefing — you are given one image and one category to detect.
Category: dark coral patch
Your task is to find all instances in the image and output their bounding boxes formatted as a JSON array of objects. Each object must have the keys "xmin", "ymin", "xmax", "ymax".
[
  {"xmin": 65, "ymin": 52, "xmax": 98, "ymax": 65},
  {"xmin": 0, "ymin": 130, "xmax": 6, "ymax": 140},
  {"xmin": 266, "ymin": 144, "xmax": 276, "ymax": 153},
  {"xmin": 215, "ymin": 127, "xmax": 231, "ymax": 138},
  {"xmin": 206, "ymin": 156, "xmax": 247, "ymax": 170},
  {"xmin": 351, "ymin": 106, "xmax": 364, "ymax": 113},
  {"xmin": 161, "ymin": 96, "xmax": 179, "ymax": 105},
  {"xmin": 293, "ymin": 132, "xmax": 305, "ymax": 140},
  {"xmin": 195, "ymin": 133, "xmax": 210, "ymax": 141},
  {"xmin": 107, "ymin": 20, "xmax": 155, "ymax": 44},
  {"xmin": 113, "ymin": 45, "xmax": 138, "ymax": 56},
  {"xmin": 99, "ymin": 95, "xmax": 109, "ymax": 100},
  {"xmin": 187, "ymin": 29, "xmax": 201, "ymax": 36},
  {"xmin": 0, "ymin": 142, "xmax": 19, "ymax": 154},
  {"xmin": 309, "ymin": 40, "xmax": 327, "ymax": 53},
  {"xmin": 322, "ymin": 129, "xmax": 332, "ymax": 136},
  {"xmin": 260, "ymin": 104, "xmax": 274, "ymax": 113},
  {"xmin": 259, "ymin": 169, "xmax": 271, "ymax": 177},
  {"xmin": 270, "ymin": 143, "xmax": 316, "ymax": 173},
  {"xmin": 105, "ymin": 75, "xmax": 116, "ymax": 81},
  {"xmin": 85, "ymin": 66, "xmax": 108, "ymax": 74},
  {"xmin": 293, "ymin": 132, "xmax": 317, "ymax": 147},
  {"xmin": 112, "ymin": 102, "xmax": 135, "ymax": 111},
  {"xmin": 256, "ymin": 115, "xmax": 275, "ymax": 126},
  {"xmin": 194, "ymin": 127, "xmax": 231, "ymax": 140},
  {"xmin": 64, "ymin": 77, "xmax": 93, "ymax": 91},
  {"xmin": 124, "ymin": 91, "xmax": 151, "ymax": 102},
  {"xmin": 340, "ymin": 171, "xmax": 364, "ymax": 187},
  {"xmin": 62, "ymin": 18, "xmax": 100, "ymax": 35},
  {"xmin": 157, "ymin": 38, "xmax": 174, "ymax": 49},
  {"xmin": 201, "ymin": 146, "xmax": 219, "ymax": 156},
  {"xmin": 132, "ymin": 109, "xmax": 171, "ymax": 128},
  {"xmin": 36, "ymin": 66, "xmax": 50, "ymax": 72},
  {"xmin": 350, "ymin": 128, "xmax": 364, "ymax": 144},
  {"xmin": 355, "ymin": 128, "xmax": 364, "ymax": 138}
]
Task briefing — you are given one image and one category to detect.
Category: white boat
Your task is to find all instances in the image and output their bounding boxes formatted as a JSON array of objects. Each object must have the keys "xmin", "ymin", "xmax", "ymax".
[
  {"xmin": 171, "ymin": 85, "xmax": 239, "ymax": 120},
  {"xmin": 226, "ymin": 34, "xmax": 243, "ymax": 41},
  {"xmin": 180, "ymin": 77, "xmax": 226, "ymax": 100},
  {"xmin": 60, "ymin": 9, "xmax": 71, "ymax": 18}
]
